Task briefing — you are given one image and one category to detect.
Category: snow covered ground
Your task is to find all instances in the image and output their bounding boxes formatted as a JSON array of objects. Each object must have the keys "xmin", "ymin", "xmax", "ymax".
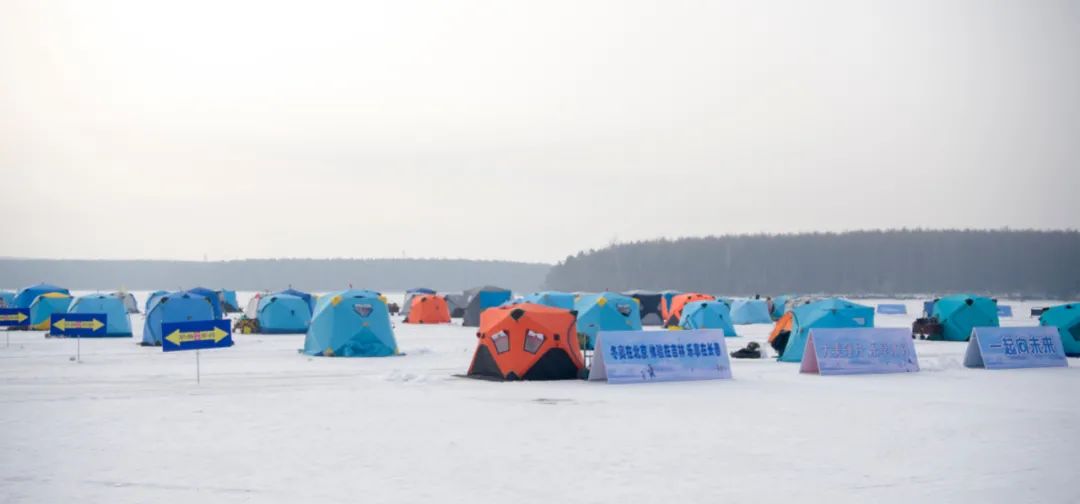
[{"xmin": 1, "ymin": 292, "xmax": 1077, "ymax": 503}]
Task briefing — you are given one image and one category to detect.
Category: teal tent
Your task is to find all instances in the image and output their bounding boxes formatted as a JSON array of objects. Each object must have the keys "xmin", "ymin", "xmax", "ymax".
[
  {"xmin": 1039, "ymin": 303, "xmax": 1080, "ymax": 357},
  {"xmin": 69, "ymin": 293, "xmax": 132, "ymax": 336},
  {"xmin": 931, "ymin": 294, "xmax": 999, "ymax": 342},
  {"xmin": 779, "ymin": 298, "xmax": 875, "ymax": 363},
  {"xmin": 29, "ymin": 293, "xmax": 73, "ymax": 330},
  {"xmin": 520, "ymin": 291, "xmax": 575, "ymax": 310},
  {"xmin": 142, "ymin": 291, "xmax": 216, "ymax": 346},
  {"xmin": 574, "ymin": 292, "xmax": 642, "ymax": 350},
  {"xmin": 770, "ymin": 295, "xmax": 792, "ymax": 320},
  {"xmin": 679, "ymin": 300, "xmax": 737, "ymax": 336},
  {"xmin": 0, "ymin": 291, "xmax": 14, "ymax": 308},
  {"xmin": 256, "ymin": 293, "xmax": 312, "ymax": 333},
  {"xmin": 304, "ymin": 290, "xmax": 398, "ymax": 357},
  {"xmin": 730, "ymin": 299, "xmax": 773, "ymax": 324},
  {"xmin": 14, "ymin": 283, "xmax": 69, "ymax": 309},
  {"xmin": 145, "ymin": 290, "xmax": 168, "ymax": 312}
]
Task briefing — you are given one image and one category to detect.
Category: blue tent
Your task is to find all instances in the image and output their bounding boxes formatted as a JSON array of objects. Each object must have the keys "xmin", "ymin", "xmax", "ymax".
[
  {"xmin": 931, "ymin": 294, "xmax": 998, "ymax": 342},
  {"xmin": 520, "ymin": 291, "xmax": 575, "ymax": 310},
  {"xmin": 221, "ymin": 289, "xmax": 241, "ymax": 312},
  {"xmin": 29, "ymin": 293, "xmax": 73, "ymax": 330},
  {"xmin": 730, "ymin": 299, "xmax": 773, "ymax": 324},
  {"xmin": 256, "ymin": 293, "xmax": 312, "ymax": 333},
  {"xmin": 145, "ymin": 290, "xmax": 168, "ymax": 312},
  {"xmin": 142, "ymin": 291, "xmax": 216, "ymax": 345},
  {"xmin": 574, "ymin": 292, "xmax": 642, "ymax": 350},
  {"xmin": 780, "ymin": 298, "xmax": 875, "ymax": 363},
  {"xmin": 69, "ymin": 293, "xmax": 132, "ymax": 336},
  {"xmin": 304, "ymin": 289, "xmax": 398, "ymax": 357},
  {"xmin": 679, "ymin": 300, "xmax": 737, "ymax": 336},
  {"xmin": 1039, "ymin": 303, "xmax": 1080, "ymax": 357},
  {"xmin": 279, "ymin": 288, "xmax": 316, "ymax": 312},
  {"xmin": 14, "ymin": 283, "xmax": 70, "ymax": 309},
  {"xmin": 770, "ymin": 295, "xmax": 792, "ymax": 320},
  {"xmin": 0, "ymin": 291, "xmax": 15, "ymax": 308},
  {"xmin": 187, "ymin": 287, "xmax": 223, "ymax": 319}
]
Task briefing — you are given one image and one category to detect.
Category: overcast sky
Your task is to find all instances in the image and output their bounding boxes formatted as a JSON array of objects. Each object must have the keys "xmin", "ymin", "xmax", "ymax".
[{"xmin": 2, "ymin": 0, "xmax": 1078, "ymax": 264}]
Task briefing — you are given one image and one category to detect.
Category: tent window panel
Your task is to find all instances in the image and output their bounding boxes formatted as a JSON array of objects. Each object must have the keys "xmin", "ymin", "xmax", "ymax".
[
  {"xmin": 354, "ymin": 304, "xmax": 374, "ymax": 317},
  {"xmin": 491, "ymin": 331, "xmax": 510, "ymax": 354},
  {"xmin": 616, "ymin": 303, "xmax": 633, "ymax": 316},
  {"xmin": 524, "ymin": 330, "xmax": 545, "ymax": 354}
]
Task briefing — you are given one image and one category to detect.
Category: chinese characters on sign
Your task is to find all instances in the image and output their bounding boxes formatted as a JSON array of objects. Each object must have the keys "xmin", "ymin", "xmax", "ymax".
[{"xmin": 589, "ymin": 330, "xmax": 733, "ymax": 384}]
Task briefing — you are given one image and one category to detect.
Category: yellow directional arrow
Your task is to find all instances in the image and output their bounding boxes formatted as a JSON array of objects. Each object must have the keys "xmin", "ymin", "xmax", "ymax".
[
  {"xmin": 165, "ymin": 326, "xmax": 229, "ymax": 346},
  {"xmin": 52, "ymin": 318, "xmax": 104, "ymax": 332},
  {"xmin": 0, "ymin": 312, "xmax": 28, "ymax": 323}
]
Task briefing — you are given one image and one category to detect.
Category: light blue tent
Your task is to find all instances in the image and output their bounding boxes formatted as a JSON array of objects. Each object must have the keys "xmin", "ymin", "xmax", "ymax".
[
  {"xmin": 142, "ymin": 291, "xmax": 216, "ymax": 346},
  {"xmin": 145, "ymin": 290, "xmax": 168, "ymax": 312},
  {"xmin": 304, "ymin": 289, "xmax": 398, "ymax": 357},
  {"xmin": 0, "ymin": 291, "xmax": 15, "ymax": 308},
  {"xmin": 280, "ymin": 288, "xmax": 316, "ymax": 313},
  {"xmin": 69, "ymin": 293, "xmax": 132, "ymax": 337},
  {"xmin": 779, "ymin": 298, "xmax": 875, "ymax": 363},
  {"xmin": 770, "ymin": 295, "xmax": 792, "ymax": 320},
  {"xmin": 187, "ymin": 287, "xmax": 223, "ymax": 319},
  {"xmin": 520, "ymin": 291, "xmax": 575, "ymax": 310},
  {"xmin": 221, "ymin": 289, "xmax": 241, "ymax": 313},
  {"xmin": 29, "ymin": 293, "xmax": 73, "ymax": 330},
  {"xmin": 574, "ymin": 292, "xmax": 642, "ymax": 350},
  {"xmin": 679, "ymin": 300, "xmax": 737, "ymax": 336},
  {"xmin": 729, "ymin": 299, "xmax": 773, "ymax": 324},
  {"xmin": 1039, "ymin": 303, "xmax": 1080, "ymax": 357},
  {"xmin": 14, "ymin": 283, "xmax": 70, "ymax": 309},
  {"xmin": 931, "ymin": 294, "xmax": 999, "ymax": 342},
  {"xmin": 256, "ymin": 293, "xmax": 312, "ymax": 333}
]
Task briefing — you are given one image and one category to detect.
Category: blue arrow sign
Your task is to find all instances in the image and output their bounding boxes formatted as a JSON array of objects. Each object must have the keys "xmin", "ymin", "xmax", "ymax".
[
  {"xmin": 162, "ymin": 319, "xmax": 233, "ymax": 352},
  {"xmin": 0, "ymin": 308, "xmax": 30, "ymax": 327},
  {"xmin": 50, "ymin": 313, "xmax": 108, "ymax": 337}
]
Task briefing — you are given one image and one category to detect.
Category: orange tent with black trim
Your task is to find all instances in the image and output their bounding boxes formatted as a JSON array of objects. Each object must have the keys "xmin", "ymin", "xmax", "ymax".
[
  {"xmin": 665, "ymin": 293, "xmax": 715, "ymax": 326},
  {"xmin": 404, "ymin": 294, "xmax": 451, "ymax": 324},
  {"xmin": 467, "ymin": 303, "xmax": 584, "ymax": 381}
]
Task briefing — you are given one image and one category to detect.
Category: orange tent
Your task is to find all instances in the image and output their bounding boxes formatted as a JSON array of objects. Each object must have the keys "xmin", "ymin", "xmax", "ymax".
[
  {"xmin": 404, "ymin": 295, "xmax": 451, "ymax": 324},
  {"xmin": 467, "ymin": 303, "xmax": 584, "ymax": 381},
  {"xmin": 665, "ymin": 293, "xmax": 715, "ymax": 326}
]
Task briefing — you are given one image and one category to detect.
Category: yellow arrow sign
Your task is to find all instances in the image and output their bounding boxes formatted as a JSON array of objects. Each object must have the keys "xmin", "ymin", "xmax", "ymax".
[
  {"xmin": 0, "ymin": 312, "xmax": 28, "ymax": 323},
  {"xmin": 165, "ymin": 326, "xmax": 229, "ymax": 346},
  {"xmin": 52, "ymin": 318, "xmax": 104, "ymax": 332}
]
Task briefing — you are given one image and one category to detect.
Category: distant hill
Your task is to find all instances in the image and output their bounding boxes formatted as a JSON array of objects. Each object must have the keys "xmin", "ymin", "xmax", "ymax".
[
  {"xmin": 0, "ymin": 258, "xmax": 551, "ymax": 293},
  {"xmin": 544, "ymin": 229, "xmax": 1080, "ymax": 298}
]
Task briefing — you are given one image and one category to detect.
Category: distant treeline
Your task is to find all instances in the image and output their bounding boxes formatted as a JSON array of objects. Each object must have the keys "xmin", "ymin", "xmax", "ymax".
[
  {"xmin": 544, "ymin": 230, "xmax": 1080, "ymax": 298},
  {"xmin": 0, "ymin": 258, "xmax": 550, "ymax": 293}
]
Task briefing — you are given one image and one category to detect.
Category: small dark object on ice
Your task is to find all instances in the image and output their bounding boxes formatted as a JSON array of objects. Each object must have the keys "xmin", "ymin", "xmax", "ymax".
[{"xmin": 731, "ymin": 341, "xmax": 762, "ymax": 359}]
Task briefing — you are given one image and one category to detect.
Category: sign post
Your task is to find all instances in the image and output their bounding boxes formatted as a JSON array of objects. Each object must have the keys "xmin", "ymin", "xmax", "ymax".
[
  {"xmin": 50, "ymin": 313, "xmax": 107, "ymax": 363},
  {"xmin": 589, "ymin": 329, "xmax": 732, "ymax": 383},
  {"xmin": 161, "ymin": 319, "xmax": 233, "ymax": 383}
]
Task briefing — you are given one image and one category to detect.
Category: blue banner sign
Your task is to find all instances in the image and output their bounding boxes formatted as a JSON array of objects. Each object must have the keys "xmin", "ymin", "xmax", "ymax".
[
  {"xmin": 997, "ymin": 305, "xmax": 1013, "ymax": 317},
  {"xmin": 800, "ymin": 328, "xmax": 919, "ymax": 375},
  {"xmin": 49, "ymin": 313, "xmax": 107, "ymax": 337},
  {"xmin": 876, "ymin": 304, "xmax": 908, "ymax": 315},
  {"xmin": 588, "ymin": 329, "xmax": 732, "ymax": 383},
  {"xmin": 964, "ymin": 327, "xmax": 1067, "ymax": 370},
  {"xmin": 0, "ymin": 308, "xmax": 30, "ymax": 327},
  {"xmin": 162, "ymin": 319, "xmax": 233, "ymax": 352}
]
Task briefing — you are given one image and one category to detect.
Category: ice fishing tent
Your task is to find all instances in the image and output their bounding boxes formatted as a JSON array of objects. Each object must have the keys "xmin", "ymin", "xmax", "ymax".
[
  {"xmin": 115, "ymin": 292, "xmax": 139, "ymax": 314},
  {"xmin": 69, "ymin": 293, "xmax": 132, "ymax": 336},
  {"xmin": 255, "ymin": 293, "xmax": 312, "ymax": 333},
  {"xmin": 1039, "ymin": 303, "xmax": 1080, "ymax": 357},
  {"xmin": 664, "ymin": 293, "xmax": 714, "ymax": 326},
  {"xmin": 145, "ymin": 290, "xmax": 168, "ymax": 312},
  {"xmin": 521, "ymin": 291, "xmax": 576, "ymax": 311},
  {"xmin": 729, "ymin": 299, "xmax": 773, "ymax": 324},
  {"xmin": 770, "ymin": 295, "xmax": 792, "ymax": 320},
  {"xmin": 463, "ymin": 286, "xmax": 512, "ymax": 327},
  {"xmin": 304, "ymin": 290, "xmax": 398, "ymax": 357},
  {"xmin": 400, "ymin": 288, "xmax": 436, "ymax": 318},
  {"xmin": 221, "ymin": 290, "xmax": 241, "ymax": 313},
  {"xmin": 404, "ymin": 294, "xmax": 451, "ymax": 324},
  {"xmin": 625, "ymin": 290, "xmax": 663, "ymax": 326},
  {"xmin": 276, "ymin": 288, "xmax": 315, "ymax": 313},
  {"xmin": 142, "ymin": 291, "xmax": 216, "ymax": 346},
  {"xmin": 930, "ymin": 294, "xmax": 999, "ymax": 342},
  {"xmin": 679, "ymin": 300, "xmax": 737, "ymax": 336},
  {"xmin": 659, "ymin": 290, "xmax": 683, "ymax": 323},
  {"xmin": 29, "ymin": 292, "xmax": 73, "ymax": 330},
  {"xmin": 0, "ymin": 291, "xmax": 15, "ymax": 308},
  {"xmin": 467, "ymin": 303, "xmax": 585, "ymax": 381},
  {"xmin": 574, "ymin": 292, "xmax": 642, "ymax": 350},
  {"xmin": 14, "ymin": 283, "xmax": 69, "ymax": 309},
  {"xmin": 778, "ymin": 298, "xmax": 875, "ymax": 363},
  {"xmin": 187, "ymin": 287, "xmax": 224, "ymax": 319},
  {"xmin": 443, "ymin": 293, "xmax": 469, "ymax": 318}
]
